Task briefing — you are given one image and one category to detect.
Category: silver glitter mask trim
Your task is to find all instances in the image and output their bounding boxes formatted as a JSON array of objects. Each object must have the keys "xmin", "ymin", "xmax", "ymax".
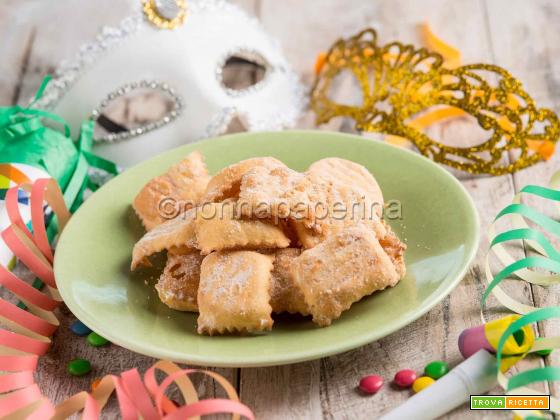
[{"xmin": 91, "ymin": 80, "xmax": 183, "ymax": 143}]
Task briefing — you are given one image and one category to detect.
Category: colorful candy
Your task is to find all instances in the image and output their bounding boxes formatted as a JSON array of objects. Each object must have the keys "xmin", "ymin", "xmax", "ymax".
[
  {"xmin": 412, "ymin": 376, "xmax": 435, "ymax": 393},
  {"xmin": 394, "ymin": 369, "xmax": 417, "ymax": 388},
  {"xmin": 87, "ymin": 332, "xmax": 109, "ymax": 347},
  {"xmin": 424, "ymin": 361, "xmax": 449, "ymax": 379},
  {"xmin": 359, "ymin": 375, "xmax": 384, "ymax": 394},
  {"xmin": 70, "ymin": 320, "xmax": 92, "ymax": 336},
  {"xmin": 356, "ymin": 361, "xmax": 450, "ymax": 396},
  {"xmin": 67, "ymin": 358, "xmax": 92, "ymax": 376}
]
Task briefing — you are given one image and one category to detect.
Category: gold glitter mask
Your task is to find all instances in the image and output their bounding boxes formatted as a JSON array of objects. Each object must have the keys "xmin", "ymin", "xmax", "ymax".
[{"xmin": 311, "ymin": 29, "xmax": 560, "ymax": 175}]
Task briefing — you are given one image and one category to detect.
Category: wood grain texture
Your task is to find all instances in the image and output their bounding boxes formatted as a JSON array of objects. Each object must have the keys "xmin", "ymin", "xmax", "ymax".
[{"xmin": 0, "ymin": 0, "xmax": 558, "ymax": 418}]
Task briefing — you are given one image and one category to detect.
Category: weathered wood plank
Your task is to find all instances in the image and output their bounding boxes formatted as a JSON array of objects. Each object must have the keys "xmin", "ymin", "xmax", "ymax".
[{"xmin": 0, "ymin": 1, "xmax": 36, "ymax": 104}]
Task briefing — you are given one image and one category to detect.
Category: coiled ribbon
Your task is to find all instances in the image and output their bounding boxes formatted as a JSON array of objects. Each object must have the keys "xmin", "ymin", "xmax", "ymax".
[
  {"xmin": 0, "ymin": 178, "xmax": 254, "ymax": 419},
  {"xmin": 482, "ymin": 170, "xmax": 560, "ymax": 419},
  {"xmin": 484, "ymin": 171, "xmax": 560, "ymax": 314}
]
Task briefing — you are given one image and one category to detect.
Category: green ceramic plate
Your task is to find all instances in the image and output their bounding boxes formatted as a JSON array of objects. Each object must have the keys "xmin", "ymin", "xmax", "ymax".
[{"xmin": 54, "ymin": 131, "xmax": 479, "ymax": 367}]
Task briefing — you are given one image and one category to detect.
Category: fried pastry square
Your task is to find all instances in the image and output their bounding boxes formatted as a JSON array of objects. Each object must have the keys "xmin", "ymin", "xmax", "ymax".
[
  {"xmin": 133, "ymin": 151, "xmax": 210, "ymax": 230},
  {"xmin": 269, "ymin": 248, "xmax": 309, "ymax": 315},
  {"xmin": 155, "ymin": 250, "xmax": 204, "ymax": 312},
  {"xmin": 291, "ymin": 220, "xmax": 322, "ymax": 248},
  {"xmin": 290, "ymin": 173, "xmax": 386, "ymax": 248},
  {"xmin": 379, "ymin": 220, "xmax": 407, "ymax": 278},
  {"xmin": 308, "ymin": 157, "xmax": 384, "ymax": 216},
  {"xmin": 197, "ymin": 251, "xmax": 274, "ymax": 335},
  {"xmin": 194, "ymin": 202, "xmax": 290, "ymax": 255},
  {"xmin": 131, "ymin": 208, "xmax": 197, "ymax": 270},
  {"xmin": 291, "ymin": 226, "xmax": 401, "ymax": 326},
  {"xmin": 202, "ymin": 157, "xmax": 286, "ymax": 202},
  {"xmin": 238, "ymin": 165, "xmax": 328, "ymax": 229}
]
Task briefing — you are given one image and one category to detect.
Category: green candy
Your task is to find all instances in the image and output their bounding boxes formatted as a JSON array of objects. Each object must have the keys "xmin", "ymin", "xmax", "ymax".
[
  {"xmin": 67, "ymin": 359, "xmax": 91, "ymax": 376},
  {"xmin": 87, "ymin": 332, "xmax": 109, "ymax": 347},
  {"xmin": 424, "ymin": 361, "xmax": 449, "ymax": 379}
]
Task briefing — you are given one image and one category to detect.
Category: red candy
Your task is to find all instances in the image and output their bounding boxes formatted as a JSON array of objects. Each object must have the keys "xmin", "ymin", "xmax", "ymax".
[
  {"xmin": 394, "ymin": 369, "xmax": 417, "ymax": 388},
  {"xmin": 359, "ymin": 375, "xmax": 384, "ymax": 394}
]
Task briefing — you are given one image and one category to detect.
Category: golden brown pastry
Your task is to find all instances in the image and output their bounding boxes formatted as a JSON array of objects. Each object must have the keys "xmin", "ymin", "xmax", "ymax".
[
  {"xmin": 269, "ymin": 248, "xmax": 309, "ymax": 315},
  {"xmin": 291, "ymin": 226, "xmax": 402, "ymax": 327},
  {"xmin": 133, "ymin": 151, "xmax": 210, "ymax": 230},
  {"xmin": 307, "ymin": 157, "xmax": 384, "ymax": 216},
  {"xmin": 202, "ymin": 157, "xmax": 286, "ymax": 202},
  {"xmin": 290, "ymin": 171, "xmax": 386, "ymax": 248},
  {"xmin": 155, "ymin": 250, "xmax": 204, "ymax": 312},
  {"xmin": 131, "ymin": 208, "xmax": 197, "ymax": 270},
  {"xmin": 238, "ymin": 165, "xmax": 328, "ymax": 229},
  {"xmin": 197, "ymin": 251, "xmax": 274, "ymax": 334},
  {"xmin": 379, "ymin": 221, "xmax": 407, "ymax": 278},
  {"xmin": 194, "ymin": 202, "xmax": 290, "ymax": 255},
  {"xmin": 129, "ymin": 150, "xmax": 408, "ymax": 336}
]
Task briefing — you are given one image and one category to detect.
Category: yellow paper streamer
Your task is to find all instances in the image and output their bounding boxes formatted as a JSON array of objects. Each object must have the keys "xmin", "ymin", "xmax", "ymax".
[{"xmin": 420, "ymin": 23, "xmax": 461, "ymax": 68}]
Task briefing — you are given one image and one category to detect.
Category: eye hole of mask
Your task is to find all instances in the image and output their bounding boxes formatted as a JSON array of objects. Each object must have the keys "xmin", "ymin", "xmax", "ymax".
[
  {"xmin": 93, "ymin": 82, "xmax": 181, "ymax": 142},
  {"xmin": 221, "ymin": 50, "xmax": 268, "ymax": 92}
]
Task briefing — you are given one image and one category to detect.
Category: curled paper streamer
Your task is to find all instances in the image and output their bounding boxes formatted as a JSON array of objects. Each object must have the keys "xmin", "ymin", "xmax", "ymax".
[
  {"xmin": 477, "ymin": 170, "xmax": 560, "ymax": 418},
  {"xmin": 0, "ymin": 178, "xmax": 254, "ymax": 419},
  {"xmin": 1, "ymin": 76, "xmax": 118, "ymax": 310},
  {"xmin": 495, "ymin": 308, "xmax": 560, "ymax": 417},
  {"xmin": 0, "ymin": 76, "xmax": 118, "ymax": 212},
  {"xmin": 483, "ymin": 170, "xmax": 560, "ymax": 314},
  {"xmin": 0, "ymin": 164, "xmax": 35, "ymax": 270},
  {"xmin": 419, "ymin": 23, "xmax": 461, "ymax": 69}
]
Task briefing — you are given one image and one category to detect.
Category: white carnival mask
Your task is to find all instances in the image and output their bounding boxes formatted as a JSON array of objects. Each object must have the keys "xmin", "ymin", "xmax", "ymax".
[{"xmin": 35, "ymin": 0, "xmax": 305, "ymax": 167}]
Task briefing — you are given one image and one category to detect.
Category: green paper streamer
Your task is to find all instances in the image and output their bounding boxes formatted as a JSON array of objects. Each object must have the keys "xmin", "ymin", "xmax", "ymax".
[
  {"xmin": 483, "ymin": 171, "xmax": 560, "ymax": 417},
  {"xmin": 482, "ymin": 171, "xmax": 560, "ymax": 309},
  {"xmin": 496, "ymin": 307, "xmax": 560, "ymax": 390},
  {"xmin": 0, "ymin": 75, "xmax": 118, "ymax": 210},
  {"xmin": 0, "ymin": 75, "xmax": 119, "ymax": 309}
]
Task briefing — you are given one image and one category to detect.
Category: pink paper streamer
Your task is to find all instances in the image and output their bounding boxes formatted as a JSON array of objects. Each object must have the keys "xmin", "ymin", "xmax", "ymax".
[{"xmin": 0, "ymin": 178, "xmax": 255, "ymax": 419}]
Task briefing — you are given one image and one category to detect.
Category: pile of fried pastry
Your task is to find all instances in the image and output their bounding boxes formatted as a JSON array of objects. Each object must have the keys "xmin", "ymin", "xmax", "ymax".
[{"xmin": 131, "ymin": 151, "xmax": 406, "ymax": 335}]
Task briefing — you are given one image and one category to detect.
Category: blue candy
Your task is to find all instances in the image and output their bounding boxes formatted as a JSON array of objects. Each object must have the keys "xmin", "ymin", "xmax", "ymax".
[{"xmin": 70, "ymin": 320, "xmax": 92, "ymax": 336}]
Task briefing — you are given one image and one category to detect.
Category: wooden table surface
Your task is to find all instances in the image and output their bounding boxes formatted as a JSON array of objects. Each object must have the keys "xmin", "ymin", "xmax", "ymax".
[{"xmin": 1, "ymin": 0, "xmax": 560, "ymax": 418}]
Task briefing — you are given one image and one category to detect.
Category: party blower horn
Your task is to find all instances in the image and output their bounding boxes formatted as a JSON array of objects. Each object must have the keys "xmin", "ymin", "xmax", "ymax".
[{"xmin": 380, "ymin": 315, "xmax": 534, "ymax": 420}]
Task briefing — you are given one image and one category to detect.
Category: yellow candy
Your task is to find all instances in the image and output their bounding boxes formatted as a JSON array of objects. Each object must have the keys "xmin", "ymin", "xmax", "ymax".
[{"xmin": 412, "ymin": 376, "xmax": 435, "ymax": 393}]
